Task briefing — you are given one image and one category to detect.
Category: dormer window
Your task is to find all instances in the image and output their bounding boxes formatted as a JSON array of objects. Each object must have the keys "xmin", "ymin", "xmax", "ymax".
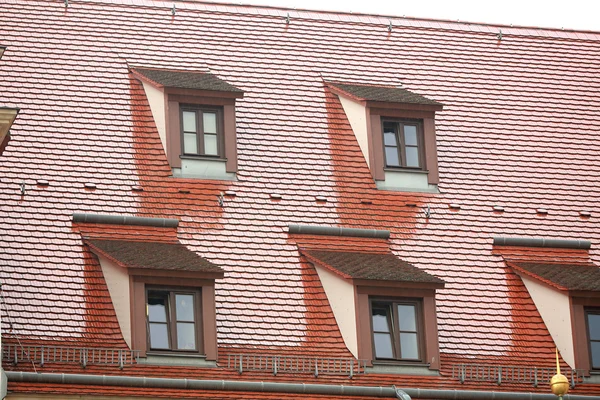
[
  {"xmin": 383, "ymin": 119, "xmax": 424, "ymax": 169},
  {"xmin": 131, "ymin": 67, "xmax": 243, "ymax": 180},
  {"xmin": 326, "ymin": 81, "xmax": 442, "ymax": 193},
  {"xmin": 181, "ymin": 106, "xmax": 222, "ymax": 157},
  {"xmin": 0, "ymin": 107, "xmax": 19, "ymax": 156}
]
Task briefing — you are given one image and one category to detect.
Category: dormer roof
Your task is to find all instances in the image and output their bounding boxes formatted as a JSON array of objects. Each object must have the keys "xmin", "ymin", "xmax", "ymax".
[
  {"xmin": 132, "ymin": 67, "xmax": 243, "ymax": 96},
  {"xmin": 326, "ymin": 81, "xmax": 443, "ymax": 109},
  {"xmin": 509, "ymin": 260, "xmax": 600, "ymax": 292}
]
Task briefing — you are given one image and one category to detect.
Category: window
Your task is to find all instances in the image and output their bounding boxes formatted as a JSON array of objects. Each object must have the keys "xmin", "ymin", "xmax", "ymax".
[
  {"xmin": 181, "ymin": 107, "xmax": 223, "ymax": 157},
  {"xmin": 371, "ymin": 299, "xmax": 422, "ymax": 361},
  {"xmin": 587, "ymin": 310, "xmax": 600, "ymax": 370},
  {"xmin": 382, "ymin": 120, "xmax": 424, "ymax": 169},
  {"xmin": 147, "ymin": 289, "xmax": 201, "ymax": 352}
]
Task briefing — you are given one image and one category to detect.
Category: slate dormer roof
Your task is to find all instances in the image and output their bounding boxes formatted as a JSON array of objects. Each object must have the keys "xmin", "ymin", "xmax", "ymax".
[
  {"xmin": 132, "ymin": 67, "xmax": 244, "ymax": 93},
  {"xmin": 327, "ymin": 81, "xmax": 443, "ymax": 107}
]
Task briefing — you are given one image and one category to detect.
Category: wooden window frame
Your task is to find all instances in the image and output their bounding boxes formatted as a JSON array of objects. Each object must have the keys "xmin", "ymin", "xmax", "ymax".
[
  {"xmin": 180, "ymin": 105, "xmax": 224, "ymax": 158},
  {"xmin": 369, "ymin": 298, "xmax": 424, "ymax": 362},
  {"xmin": 585, "ymin": 308, "xmax": 600, "ymax": 370},
  {"xmin": 381, "ymin": 119, "xmax": 425, "ymax": 170},
  {"xmin": 146, "ymin": 287, "xmax": 203, "ymax": 354}
]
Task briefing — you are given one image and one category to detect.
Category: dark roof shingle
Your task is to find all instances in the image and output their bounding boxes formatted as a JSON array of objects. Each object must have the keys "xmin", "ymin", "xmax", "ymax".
[
  {"xmin": 510, "ymin": 261, "xmax": 600, "ymax": 291},
  {"xmin": 302, "ymin": 249, "xmax": 444, "ymax": 284},
  {"xmin": 328, "ymin": 82, "xmax": 442, "ymax": 106},
  {"xmin": 133, "ymin": 68, "xmax": 243, "ymax": 93},
  {"xmin": 86, "ymin": 239, "xmax": 224, "ymax": 274}
]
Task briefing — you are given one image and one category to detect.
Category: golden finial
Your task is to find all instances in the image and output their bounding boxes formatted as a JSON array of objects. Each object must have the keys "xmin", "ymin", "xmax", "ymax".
[{"xmin": 550, "ymin": 348, "xmax": 569, "ymax": 398}]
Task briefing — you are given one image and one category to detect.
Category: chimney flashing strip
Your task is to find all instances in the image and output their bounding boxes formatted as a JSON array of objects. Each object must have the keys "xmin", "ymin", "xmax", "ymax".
[
  {"xmin": 288, "ymin": 225, "xmax": 390, "ymax": 239},
  {"xmin": 72, "ymin": 213, "xmax": 179, "ymax": 228},
  {"xmin": 493, "ymin": 237, "xmax": 591, "ymax": 250}
]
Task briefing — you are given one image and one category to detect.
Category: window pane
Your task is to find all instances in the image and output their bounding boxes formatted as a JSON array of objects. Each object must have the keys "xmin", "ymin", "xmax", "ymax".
[
  {"xmin": 399, "ymin": 332, "xmax": 419, "ymax": 359},
  {"xmin": 176, "ymin": 294, "xmax": 195, "ymax": 322},
  {"xmin": 177, "ymin": 322, "xmax": 196, "ymax": 350},
  {"xmin": 184, "ymin": 133, "xmax": 198, "ymax": 154},
  {"xmin": 384, "ymin": 131, "xmax": 397, "ymax": 146},
  {"xmin": 203, "ymin": 112, "xmax": 217, "ymax": 134},
  {"xmin": 397, "ymin": 304, "xmax": 417, "ymax": 331},
  {"xmin": 149, "ymin": 323, "xmax": 169, "ymax": 349},
  {"xmin": 405, "ymin": 147, "xmax": 420, "ymax": 167},
  {"xmin": 374, "ymin": 332, "xmax": 394, "ymax": 358},
  {"xmin": 148, "ymin": 296, "xmax": 167, "ymax": 323},
  {"xmin": 182, "ymin": 111, "xmax": 196, "ymax": 132},
  {"xmin": 592, "ymin": 342, "xmax": 600, "ymax": 369},
  {"xmin": 589, "ymin": 314, "xmax": 600, "ymax": 340},
  {"xmin": 385, "ymin": 147, "xmax": 400, "ymax": 167},
  {"xmin": 204, "ymin": 134, "xmax": 218, "ymax": 156},
  {"xmin": 404, "ymin": 125, "xmax": 418, "ymax": 146},
  {"xmin": 372, "ymin": 307, "xmax": 390, "ymax": 332}
]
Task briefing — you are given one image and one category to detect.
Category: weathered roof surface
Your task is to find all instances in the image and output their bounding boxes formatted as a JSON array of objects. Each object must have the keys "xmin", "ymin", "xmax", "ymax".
[
  {"xmin": 327, "ymin": 82, "xmax": 442, "ymax": 106},
  {"xmin": 133, "ymin": 67, "xmax": 243, "ymax": 93},
  {"xmin": 1, "ymin": 0, "xmax": 600, "ymax": 396},
  {"xmin": 509, "ymin": 261, "xmax": 600, "ymax": 291},
  {"xmin": 302, "ymin": 249, "xmax": 444, "ymax": 284},
  {"xmin": 86, "ymin": 239, "xmax": 224, "ymax": 274}
]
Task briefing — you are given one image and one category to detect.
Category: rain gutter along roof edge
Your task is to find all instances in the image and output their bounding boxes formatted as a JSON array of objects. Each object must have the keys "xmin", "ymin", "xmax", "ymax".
[
  {"xmin": 73, "ymin": 213, "xmax": 179, "ymax": 228},
  {"xmin": 5, "ymin": 372, "xmax": 598, "ymax": 400},
  {"xmin": 493, "ymin": 237, "xmax": 591, "ymax": 250},
  {"xmin": 289, "ymin": 225, "xmax": 390, "ymax": 239}
]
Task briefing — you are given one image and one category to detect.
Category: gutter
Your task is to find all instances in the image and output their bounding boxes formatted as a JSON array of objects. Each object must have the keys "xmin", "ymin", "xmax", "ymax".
[
  {"xmin": 6, "ymin": 372, "xmax": 600, "ymax": 400},
  {"xmin": 492, "ymin": 237, "xmax": 591, "ymax": 250},
  {"xmin": 289, "ymin": 224, "xmax": 390, "ymax": 239}
]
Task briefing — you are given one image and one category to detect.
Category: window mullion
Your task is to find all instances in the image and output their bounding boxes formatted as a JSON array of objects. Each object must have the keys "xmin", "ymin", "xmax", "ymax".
[
  {"xmin": 197, "ymin": 110, "xmax": 204, "ymax": 155},
  {"xmin": 398, "ymin": 124, "xmax": 407, "ymax": 168},
  {"xmin": 169, "ymin": 292, "xmax": 177, "ymax": 350},
  {"xmin": 391, "ymin": 303, "xmax": 400, "ymax": 359}
]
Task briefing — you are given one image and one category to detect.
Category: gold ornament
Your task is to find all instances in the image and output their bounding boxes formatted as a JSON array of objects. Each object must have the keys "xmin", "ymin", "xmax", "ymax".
[{"xmin": 550, "ymin": 348, "xmax": 569, "ymax": 398}]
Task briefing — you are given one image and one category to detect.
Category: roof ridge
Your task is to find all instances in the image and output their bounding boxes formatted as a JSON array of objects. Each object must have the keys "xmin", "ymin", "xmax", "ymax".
[{"xmin": 80, "ymin": 0, "xmax": 600, "ymax": 40}]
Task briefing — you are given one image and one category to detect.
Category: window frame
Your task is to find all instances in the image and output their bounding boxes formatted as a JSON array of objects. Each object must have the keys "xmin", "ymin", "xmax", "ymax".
[
  {"xmin": 381, "ymin": 118, "xmax": 425, "ymax": 170},
  {"xmin": 180, "ymin": 105, "xmax": 224, "ymax": 158},
  {"xmin": 369, "ymin": 297, "xmax": 425, "ymax": 363},
  {"xmin": 145, "ymin": 286, "xmax": 203, "ymax": 354},
  {"xmin": 585, "ymin": 308, "xmax": 600, "ymax": 370}
]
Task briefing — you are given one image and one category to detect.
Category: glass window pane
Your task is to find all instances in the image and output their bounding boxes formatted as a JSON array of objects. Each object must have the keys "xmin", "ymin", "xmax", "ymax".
[
  {"xmin": 589, "ymin": 314, "xmax": 600, "ymax": 340},
  {"xmin": 384, "ymin": 131, "xmax": 397, "ymax": 146},
  {"xmin": 400, "ymin": 332, "xmax": 419, "ymax": 359},
  {"xmin": 149, "ymin": 323, "xmax": 169, "ymax": 349},
  {"xmin": 177, "ymin": 322, "xmax": 196, "ymax": 350},
  {"xmin": 398, "ymin": 304, "xmax": 417, "ymax": 331},
  {"xmin": 204, "ymin": 134, "xmax": 218, "ymax": 156},
  {"xmin": 182, "ymin": 111, "xmax": 196, "ymax": 132},
  {"xmin": 374, "ymin": 333, "xmax": 394, "ymax": 358},
  {"xmin": 176, "ymin": 294, "xmax": 195, "ymax": 322},
  {"xmin": 591, "ymin": 342, "xmax": 600, "ymax": 369},
  {"xmin": 385, "ymin": 147, "xmax": 400, "ymax": 167},
  {"xmin": 203, "ymin": 112, "xmax": 217, "ymax": 134},
  {"xmin": 405, "ymin": 147, "xmax": 420, "ymax": 167},
  {"xmin": 148, "ymin": 296, "xmax": 167, "ymax": 323},
  {"xmin": 184, "ymin": 133, "xmax": 198, "ymax": 154},
  {"xmin": 404, "ymin": 125, "xmax": 418, "ymax": 146},
  {"xmin": 372, "ymin": 307, "xmax": 390, "ymax": 332}
]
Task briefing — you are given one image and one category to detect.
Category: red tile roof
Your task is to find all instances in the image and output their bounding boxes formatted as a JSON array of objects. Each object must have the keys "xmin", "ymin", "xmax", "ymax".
[
  {"xmin": 86, "ymin": 239, "xmax": 225, "ymax": 275},
  {"xmin": 508, "ymin": 261, "xmax": 600, "ymax": 291},
  {"xmin": 1, "ymin": 0, "xmax": 600, "ymax": 397},
  {"xmin": 301, "ymin": 249, "xmax": 445, "ymax": 284}
]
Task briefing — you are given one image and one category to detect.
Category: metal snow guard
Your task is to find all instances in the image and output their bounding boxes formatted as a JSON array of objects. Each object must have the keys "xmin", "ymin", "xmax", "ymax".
[
  {"xmin": 3, "ymin": 344, "xmax": 139, "ymax": 369},
  {"xmin": 228, "ymin": 354, "xmax": 367, "ymax": 378},
  {"xmin": 452, "ymin": 363, "xmax": 586, "ymax": 387}
]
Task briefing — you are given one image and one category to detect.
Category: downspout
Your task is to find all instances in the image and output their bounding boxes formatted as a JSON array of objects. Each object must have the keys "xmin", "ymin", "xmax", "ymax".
[{"xmin": 6, "ymin": 372, "xmax": 600, "ymax": 400}]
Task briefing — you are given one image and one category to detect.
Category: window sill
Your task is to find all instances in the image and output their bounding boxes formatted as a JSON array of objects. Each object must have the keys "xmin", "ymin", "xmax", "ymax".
[
  {"xmin": 172, "ymin": 158, "xmax": 237, "ymax": 181},
  {"xmin": 377, "ymin": 169, "xmax": 439, "ymax": 193},
  {"xmin": 367, "ymin": 361, "xmax": 440, "ymax": 376},
  {"xmin": 180, "ymin": 155, "xmax": 227, "ymax": 162},
  {"xmin": 583, "ymin": 373, "xmax": 600, "ymax": 384},
  {"xmin": 383, "ymin": 167, "xmax": 429, "ymax": 174},
  {"xmin": 138, "ymin": 352, "xmax": 217, "ymax": 367}
]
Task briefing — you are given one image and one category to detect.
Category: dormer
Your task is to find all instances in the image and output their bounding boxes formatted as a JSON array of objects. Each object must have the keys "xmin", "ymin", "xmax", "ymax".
[
  {"xmin": 131, "ymin": 67, "xmax": 244, "ymax": 180},
  {"xmin": 326, "ymin": 82, "xmax": 443, "ymax": 193},
  {"xmin": 0, "ymin": 107, "xmax": 19, "ymax": 156}
]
